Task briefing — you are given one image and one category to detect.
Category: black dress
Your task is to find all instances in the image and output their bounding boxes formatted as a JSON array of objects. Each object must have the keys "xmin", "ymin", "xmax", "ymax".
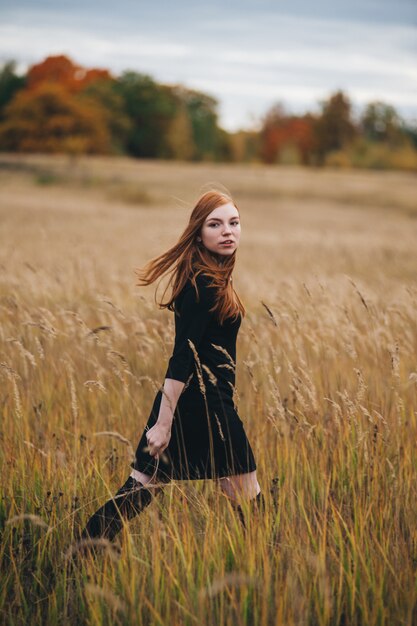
[{"xmin": 130, "ymin": 272, "xmax": 257, "ymax": 482}]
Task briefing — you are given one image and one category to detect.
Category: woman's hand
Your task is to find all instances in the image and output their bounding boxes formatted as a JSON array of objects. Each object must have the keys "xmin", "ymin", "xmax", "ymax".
[{"xmin": 146, "ymin": 421, "xmax": 172, "ymax": 458}]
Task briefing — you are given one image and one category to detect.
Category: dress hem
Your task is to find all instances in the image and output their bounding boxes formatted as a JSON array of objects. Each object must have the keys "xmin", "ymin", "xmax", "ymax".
[{"xmin": 129, "ymin": 461, "xmax": 257, "ymax": 481}]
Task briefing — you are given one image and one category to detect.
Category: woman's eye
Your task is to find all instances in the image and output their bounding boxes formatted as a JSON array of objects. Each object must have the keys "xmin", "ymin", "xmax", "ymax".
[{"xmin": 209, "ymin": 222, "xmax": 239, "ymax": 227}]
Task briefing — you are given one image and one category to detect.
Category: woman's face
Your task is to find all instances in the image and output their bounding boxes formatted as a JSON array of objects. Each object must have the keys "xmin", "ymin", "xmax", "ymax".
[{"xmin": 200, "ymin": 202, "xmax": 241, "ymax": 258}]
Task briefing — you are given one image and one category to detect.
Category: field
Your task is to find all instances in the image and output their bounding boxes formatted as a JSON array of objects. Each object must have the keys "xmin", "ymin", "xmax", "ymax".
[{"xmin": 0, "ymin": 153, "xmax": 416, "ymax": 625}]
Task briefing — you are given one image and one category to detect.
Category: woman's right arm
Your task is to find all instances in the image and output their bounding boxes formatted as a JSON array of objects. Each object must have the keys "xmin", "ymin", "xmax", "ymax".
[
  {"xmin": 157, "ymin": 377, "xmax": 185, "ymax": 426},
  {"xmin": 146, "ymin": 378, "xmax": 184, "ymax": 457}
]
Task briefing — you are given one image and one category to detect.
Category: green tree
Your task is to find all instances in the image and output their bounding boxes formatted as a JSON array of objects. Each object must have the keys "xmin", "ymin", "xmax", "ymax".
[
  {"xmin": 164, "ymin": 84, "xmax": 230, "ymax": 161},
  {"xmin": 314, "ymin": 90, "xmax": 357, "ymax": 164},
  {"xmin": 404, "ymin": 120, "xmax": 417, "ymax": 150},
  {"xmin": 166, "ymin": 103, "xmax": 195, "ymax": 160},
  {"xmin": 360, "ymin": 101, "xmax": 405, "ymax": 146},
  {"xmin": 216, "ymin": 127, "xmax": 234, "ymax": 162},
  {"xmin": 180, "ymin": 87, "xmax": 222, "ymax": 161},
  {"xmin": 0, "ymin": 61, "xmax": 25, "ymax": 120},
  {"xmin": 77, "ymin": 79, "xmax": 132, "ymax": 154},
  {"xmin": 228, "ymin": 129, "xmax": 260, "ymax": 163},
  {"xmin": 116, "ymin": 72, "xmax": 178, "ymax": 158}
]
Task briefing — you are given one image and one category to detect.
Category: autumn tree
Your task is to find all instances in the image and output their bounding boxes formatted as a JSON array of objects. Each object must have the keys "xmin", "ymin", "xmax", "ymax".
[
  {"xmin": 26, "ymin": 55, "xmax": 112, "ymax": 93},
  {"xmin": 228, "ymin": 129, "xmax": 260, "ymax": 163},
  {"xmin": 0, "ymin": 55, "xmax": 118, "ymax": 155},
  {"xmin": 0, "ymin": 82, "xmax": 110, "ymax": 154},
  {"xmin": 78, "ymin": 79, "xmax": 132, "ymax": 154},
  {"xmin": 165, "ymin": 101, "xmax": 195, "ymax": 160},
  {"xmin": 259, "ymin": 103, "xmax": 315, "ymax": 165},
  {"xmin": 216, "ymin": 127, "xmax": 234, "ymax": 162}
]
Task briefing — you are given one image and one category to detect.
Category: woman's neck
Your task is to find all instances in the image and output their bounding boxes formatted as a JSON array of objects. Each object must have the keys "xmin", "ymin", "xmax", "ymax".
[{"xmin": 209, "ymin": 251, "xmax": 225, "ymax": 266}]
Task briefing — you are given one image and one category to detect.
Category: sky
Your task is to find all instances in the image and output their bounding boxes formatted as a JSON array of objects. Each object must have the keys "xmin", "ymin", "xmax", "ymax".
[{"xmin": 0, "ymin": 0, "xmax": 416, "ymax": 131}]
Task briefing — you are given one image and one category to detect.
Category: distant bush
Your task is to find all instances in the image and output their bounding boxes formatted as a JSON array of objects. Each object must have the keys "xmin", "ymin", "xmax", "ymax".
[{"xmin": 325, "ymin": 137, "xmax": 417, "ymax": 172}]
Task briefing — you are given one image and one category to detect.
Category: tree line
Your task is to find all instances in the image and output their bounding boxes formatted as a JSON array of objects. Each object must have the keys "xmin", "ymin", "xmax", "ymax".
[{"xmin": 0, "ymin": 55, "xmax": 416, "ymax": 170}]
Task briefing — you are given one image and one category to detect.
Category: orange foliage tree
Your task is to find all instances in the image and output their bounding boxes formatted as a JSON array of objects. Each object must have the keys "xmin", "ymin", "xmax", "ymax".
[
  {"xmin": 26, "ymin": 55, "xmax": 112, "ymax": 93},
  {"xmin": 0, "ymin": 82, "xmax": 111, "ymax": 153},
  {"xmin": 259, "ymin": 103, "xmax": 315, "ymax": 165}
]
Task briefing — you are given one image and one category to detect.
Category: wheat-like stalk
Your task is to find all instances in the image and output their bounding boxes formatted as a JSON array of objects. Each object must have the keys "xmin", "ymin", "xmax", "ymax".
[
  {"xmin": 23, "ymin": 440, "xmax": 49, "ymax": 457},
  {"xmin": 93, "ymin": 431, "xmax": 135, "ymax": 461},
  {"xmin": 84, "ymin": 583, "xmax": 127, "ymax": 614},
  {"xmin": 6, "ymin": 514, "xmax": 49, "ymax": 529}
]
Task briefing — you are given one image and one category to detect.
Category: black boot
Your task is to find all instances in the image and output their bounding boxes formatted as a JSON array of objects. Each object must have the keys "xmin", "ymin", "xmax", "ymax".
[
  {"xmin": 233, "ymin": 491, "xmax": 265, "ymax": 531},
  {"xmin": 81, "ymin": 476, "xmax": 154, "ymax": 542}
]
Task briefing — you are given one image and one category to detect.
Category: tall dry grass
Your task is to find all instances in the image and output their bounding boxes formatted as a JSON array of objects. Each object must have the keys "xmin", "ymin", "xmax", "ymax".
[{"xmin": 0, "ymin": 154, "xmax": 416, "ymax": 625}]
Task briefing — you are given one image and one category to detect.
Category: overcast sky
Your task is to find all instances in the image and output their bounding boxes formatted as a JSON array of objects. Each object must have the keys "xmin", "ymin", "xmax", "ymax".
[{"xmin": 0, "ymin": 0, "xmax": 416, "ymax": 131}]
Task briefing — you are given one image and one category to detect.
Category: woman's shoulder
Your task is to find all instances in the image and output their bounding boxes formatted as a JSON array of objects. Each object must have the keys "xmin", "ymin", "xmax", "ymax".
[
  {"xmin": 182, "ymin": 272, "xmax": 217, "ymax": 307},
  {"xmin": 191, "ymin": 271, "xmax": 212, "ymax": 288}
]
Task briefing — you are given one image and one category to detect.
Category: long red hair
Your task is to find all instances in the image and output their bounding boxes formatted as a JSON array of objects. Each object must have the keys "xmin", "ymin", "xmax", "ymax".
[{"xmin": 134, "ymin": 190, "xmax": 246, "ymax": 324}]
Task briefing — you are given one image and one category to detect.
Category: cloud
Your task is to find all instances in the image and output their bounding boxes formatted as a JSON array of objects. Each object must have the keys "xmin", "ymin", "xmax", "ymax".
[{"xmin": 0, "ymin": 6, "xmax": 415, "ymax": 130}]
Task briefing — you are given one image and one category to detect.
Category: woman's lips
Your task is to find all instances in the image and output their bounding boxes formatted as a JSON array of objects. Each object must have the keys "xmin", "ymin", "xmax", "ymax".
[{"xmin": 220, "ymin": 241, "xmax": 234, "ymax": 246}]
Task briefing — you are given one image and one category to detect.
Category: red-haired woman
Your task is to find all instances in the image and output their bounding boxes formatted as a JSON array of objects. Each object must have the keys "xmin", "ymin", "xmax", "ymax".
[{"xmin": 81, "ymin": 190, "xmax": 264, "ymax": 542}]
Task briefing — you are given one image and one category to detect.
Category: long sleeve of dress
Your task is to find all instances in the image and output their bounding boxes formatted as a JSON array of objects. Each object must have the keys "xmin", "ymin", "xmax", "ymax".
[{"xmin": 164, "ymin": 274, "xmax": 216, "ymax": 383}]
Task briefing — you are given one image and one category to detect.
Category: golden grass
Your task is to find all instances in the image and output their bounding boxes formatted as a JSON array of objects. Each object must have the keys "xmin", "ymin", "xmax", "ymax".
[{"xmin": 0, "ymin": 153, "xmax": 416, "ymax": 625}]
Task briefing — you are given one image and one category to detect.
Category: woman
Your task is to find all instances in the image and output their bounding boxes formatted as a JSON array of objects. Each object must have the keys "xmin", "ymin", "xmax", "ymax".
[{"xmin": 81, "ymin": 190, "xmax": 264, "ymax": 542}]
